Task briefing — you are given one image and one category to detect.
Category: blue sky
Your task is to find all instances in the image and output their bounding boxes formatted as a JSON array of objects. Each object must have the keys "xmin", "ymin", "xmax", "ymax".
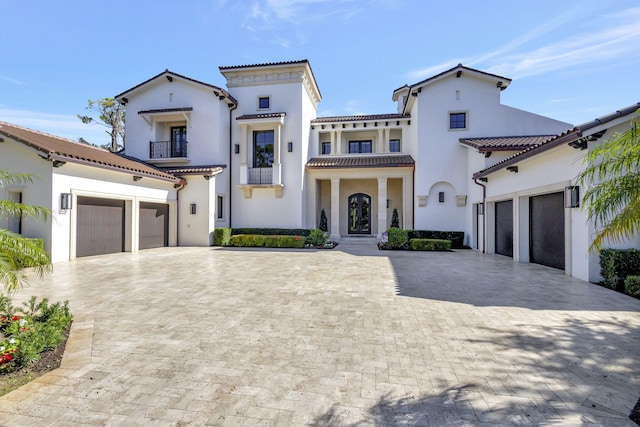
[{"xmin": 2, "ymin": 0, "xmax": 639, "ymax": 147}]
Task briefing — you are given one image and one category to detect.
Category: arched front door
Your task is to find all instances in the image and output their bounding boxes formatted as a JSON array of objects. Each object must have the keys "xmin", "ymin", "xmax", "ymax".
[{"xmin": 348, "ymin": 193, "xmax": 371, "ymax": 234}]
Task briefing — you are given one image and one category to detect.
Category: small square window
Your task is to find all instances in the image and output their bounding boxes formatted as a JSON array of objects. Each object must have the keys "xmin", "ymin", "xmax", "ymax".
[
  {"xmin": 321, "ymin": 142, "xmax": 331, "ymax": 155},
  {"xmin": 258, "ymin": 96, "xmax": 270, "ymax": 109},
  {"xmin": 449, "ymin": 112, "xmax": 466, "ymax": 129},
  {"xmin": 389, "ymin": 139, "xmax": 401, "ymax": 152}
]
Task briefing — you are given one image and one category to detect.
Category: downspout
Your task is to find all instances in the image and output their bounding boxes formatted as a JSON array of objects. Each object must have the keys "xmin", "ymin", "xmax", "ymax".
[
  {"xmin": 228, "ymin": 103, "xmax": 237, "ymax": 228},
  {"xmin": 473, "ymin": 177, "xmax": 486, "ymax": 253},
  {"xmin": 175, "ymin": 179, "xmax": 186, "ymax": 246}
]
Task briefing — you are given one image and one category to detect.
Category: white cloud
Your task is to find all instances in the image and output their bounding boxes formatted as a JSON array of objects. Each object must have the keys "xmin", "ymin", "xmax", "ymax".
[{"xmin": 0, "ymin": 75, "xmax": 25, "ymax": 85}]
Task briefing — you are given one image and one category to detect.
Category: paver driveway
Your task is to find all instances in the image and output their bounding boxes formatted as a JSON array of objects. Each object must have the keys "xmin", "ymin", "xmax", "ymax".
[{"xmin": 1, "ymin": 242, "xmax": 640, "ymax": 426}]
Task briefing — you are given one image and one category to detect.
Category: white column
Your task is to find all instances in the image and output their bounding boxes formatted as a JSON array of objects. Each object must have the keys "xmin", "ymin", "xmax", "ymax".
[
  {"xmin": 335, "ymin": 130, "xmax": 342, "ymax": 155},
  {"xmin": 378, "ymin": 128, "xmax": 385, "ymax": 153},
  {"xmin": 240, "ymin": 124, "xmax": 248, "ymax": 185},
  {"xmin": 273, "ymin": 124, "xmax": 282, "ymax": 185},
  {"xmin": 330, "ymin": 178, "xmax": 340, "ymax": 239},
  {"xmin": 377, "ymin": 177, "xmax": 388, "ymax": 238}
]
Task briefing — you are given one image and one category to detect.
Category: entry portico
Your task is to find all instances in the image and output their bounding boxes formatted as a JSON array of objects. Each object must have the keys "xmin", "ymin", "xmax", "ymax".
[{"xmin": 306, "ymin": 155, "xmax": 414, "ymax": 238}]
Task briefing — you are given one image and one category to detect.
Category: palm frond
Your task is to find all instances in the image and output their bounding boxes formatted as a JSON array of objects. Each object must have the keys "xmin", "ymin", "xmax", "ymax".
[{"xmin": 0, "ymin": 200, "xmax": 50, "ymax": 221}]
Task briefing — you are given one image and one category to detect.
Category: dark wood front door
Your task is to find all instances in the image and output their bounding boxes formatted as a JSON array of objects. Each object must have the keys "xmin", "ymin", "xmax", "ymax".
[{"xmin": 348, "ymin": 193, "xmax": 371, "ymax": 234}]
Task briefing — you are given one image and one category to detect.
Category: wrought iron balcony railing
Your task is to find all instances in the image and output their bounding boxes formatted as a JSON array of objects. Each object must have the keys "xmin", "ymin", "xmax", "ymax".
[
  {"xmin": 149, "ymin": 140, "xmax": 188, "ymax": 159},
  {"xmin": 248, "ymin": 167, "xmax": 273, "ymax": 184}
]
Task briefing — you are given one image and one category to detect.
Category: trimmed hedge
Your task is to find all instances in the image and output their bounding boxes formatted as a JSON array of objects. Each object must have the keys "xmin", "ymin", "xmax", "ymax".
[
  {"xmin": 213, "ymin": 228, "xmax": 232, "ymax": 246},
  {"xmin": 407, "ymin": 230, "xmax": 465, "ymax": 248},
  {"xmin": 600, "ymin": 248, "xmax": 640, "ymax": 292},
  {"xmin": 231, "ymin": 228, "xmax": 312, "ymax": 237},
  {"xmin": 625, "ymin": 275, "xmax": 640, "ymax": 297},
  {"xmin": 387, "ymin": 228, "xmax": 409, "ymax": 249},
  {"xmin": 410, "ymin": 238, "xmax": 452, "ymax": 251},
  {"xmin": 228, "ymin": 234, "xmax": 306, "ymax": 248}
]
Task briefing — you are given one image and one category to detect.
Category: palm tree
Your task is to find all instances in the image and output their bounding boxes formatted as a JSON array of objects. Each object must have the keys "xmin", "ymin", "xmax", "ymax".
[
  {"xmin": 578, "ymin": 115, "xmax": 640, "ymax": 251},
  {"xmin": 0, "ymin": 170, "xmax": 51, "ymax": 293}
]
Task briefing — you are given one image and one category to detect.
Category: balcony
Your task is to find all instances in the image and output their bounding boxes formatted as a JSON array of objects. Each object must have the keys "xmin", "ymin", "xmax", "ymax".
[
  {"xmin": 248, "ymin": 167, "xmax": 273, "ymax": 184},
  {"xmin": 149, "ymin": 140, "xmax": 188, "ymax": 159}
]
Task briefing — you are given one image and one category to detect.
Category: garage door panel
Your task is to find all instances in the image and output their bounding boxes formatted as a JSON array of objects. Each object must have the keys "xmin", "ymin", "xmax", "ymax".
[
  {"xmin": 139, "ymin": 202, "xmax": 168, "ymax": 250},
  {"xmin": 530, "ymin": 192, "xmax": 565, "ymax": 270},
  {"xmin": 76, "ymin": 197, "xmax": 125, "ymax": 257},
  {"xmin": 495, "ymin": 200, "xmax": 513, "ymax": 257}
]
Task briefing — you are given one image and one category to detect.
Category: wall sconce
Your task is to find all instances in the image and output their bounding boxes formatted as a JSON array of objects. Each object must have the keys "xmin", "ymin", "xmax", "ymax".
[
  {"xmin": 439, "ymin": 192, "xmax": 445, "ymax": 203},
  {"xmin": 133, "ymin": 176, "xmax": 142, "ymax": 181},
  {"xmin": 234, "ymin": 144, "xmax": 240, "ymax": 154},
  {"xmin": 386, "ymin": 199, "xmax": 390, "ymax": 209},
  {"xmin": 565, "ymin": 186, "xmax": 580, "ymax": 208},
  {"xmin": 288, "ymin": 142, "xmax": 293, "ymax": 152},
  {"xmin": 190, "ymin": 204, "xmax": 197, "ymax": 215},
  {"xmin": 60, "ymin": 193, "xmax": 72, "ymax": 210},
  {"xmin": 506, "ymin": 166, "xmax": 518, "ymax": 173}
]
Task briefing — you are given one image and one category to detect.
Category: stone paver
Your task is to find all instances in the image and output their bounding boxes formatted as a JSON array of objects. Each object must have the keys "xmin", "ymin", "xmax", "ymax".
[{"xmin": 1, "ymin": 242, "xmax": 639, "ymax": 426}]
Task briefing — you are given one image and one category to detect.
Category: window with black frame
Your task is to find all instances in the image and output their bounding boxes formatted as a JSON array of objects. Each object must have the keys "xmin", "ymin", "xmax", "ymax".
[
  {"xmin": 253, "ymin": 130, "xmax": 274, "ymax": 167},
  {"xmin": 348, "ymin": 140, "xmax": 372, "ymax": 153}
]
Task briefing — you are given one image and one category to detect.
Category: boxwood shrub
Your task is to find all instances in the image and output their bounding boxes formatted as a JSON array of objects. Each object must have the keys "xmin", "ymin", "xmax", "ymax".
[
  {"xmin": 407, "ymin": 230, "xmax": 465, "ymax": 248},
  {"xmin": 625, "ymin": 275, "xmax": 640, "ymax": 297},
  {"xmin": 386, "ymin": 228, "xmax": 409, "ymax": 249},
  {"xmin": 600, "ymin": 248, "xmax": 640, "ymax": 292},
  {"xmin": 231, "ymin": 228, "xmax": 311, "ymax": 237},
  {"xmin": 213, "ymin": 228, "xmax": 232, "ymax": 246},
  {"xmin": 228, "ymin": 234, "xmax": 306, "ymax": 248},
  {"xmin": 410, "ymin": 238, "xmax": 452, "ymax": 251}
]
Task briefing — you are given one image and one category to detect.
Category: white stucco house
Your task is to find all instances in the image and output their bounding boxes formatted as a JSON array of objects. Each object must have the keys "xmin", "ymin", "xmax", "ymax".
[{"xmin": 1, "ymin": 59, "xmax": 638, "ymax": 283}]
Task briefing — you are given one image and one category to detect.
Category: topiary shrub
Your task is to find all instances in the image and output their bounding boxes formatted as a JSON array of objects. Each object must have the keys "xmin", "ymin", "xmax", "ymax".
[
  {"xmin": 410, "ymin": 238, "xmax": 451, "ymax": 251},
  {"xmin": 386, "ymin": 228, "xmax": 408, "ymax": 249},
  {"xmin": 228, "ymin": 234, "xmax": 306, "ymax": 248},
  {"xmin": 213, "ymin": 228, "xmax": 232, "ymax": 246},
  {"xmin": 624, "ymin": 275, "xmax": 640, "ymax": 297},
  {"xmin": 231, "ymin": 228, "xmax": 311, "ymax": 237},
  {"xmin": 319, "ymin": 209, "xmax": 328, "ymax": 232},
  {"xmin": 600, "ymin": 248, "xmax": 640, "ymax": 292},
  {"xmin": 390, "ymin": 209, "xmax": 400, "ymax": 228}
]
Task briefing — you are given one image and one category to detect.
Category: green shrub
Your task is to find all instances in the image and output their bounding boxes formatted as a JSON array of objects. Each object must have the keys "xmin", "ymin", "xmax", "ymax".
[
  {"xmin": 386, "ymin": 228, "xmax": 409, "ymax": 249},
  {"xmin": 228, "ymin": 234, "xmax": 306, "ymax": 248},
  {"xmin": 230, "ymin": 228, "xmax": 311, "ymax": 237},
  {"xmin": 624, "ymin": 275, "xmax": 640, "ymax": 297},
  {"xmin": 407, "ymin": 230, "xmax": 465, "ymax": 248},
  {"xmin": 306, "ymin": 229, "xmax": 327, "ymax": 247},
  {"xmin": 600, "ymin": 248, "xmax": 640, "ymax": 292},
  {"xmin": 213, "ymin": 228, "xmax": 232, "ymax": 246},
  {"xmin": 410, "ymin": 238, "xmax": 452, "ymax": 251},
  {"xmin": 0, "ymin": 296, "xmax": 72, "ymax": 373}
]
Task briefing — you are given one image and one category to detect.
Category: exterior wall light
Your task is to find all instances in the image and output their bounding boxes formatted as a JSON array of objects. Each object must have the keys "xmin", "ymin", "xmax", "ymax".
[
  {"xmin": 133, "ymin": 176, "xmax": 142, "ymax": 181},
  {"xmin": 565, "ymin": 186, "xmax": 580, "ymax": 208},
  {"xmin": 190, "ymin": 204, "xmax": 197, "ymax": 215},
  {"xmin": 439, "ymin": 192, "xmax": 445, "ymax": 203},
  {"xmin": 288, "ymin": 142, "xmax": 293, "ymax": 152},
  {"xmin": 60, "ymin": 193, "xmax": 72, "ymax": 210},
  {"xmin": 234, "ymin": 144, "xmax": 240, "ymax": 154}
]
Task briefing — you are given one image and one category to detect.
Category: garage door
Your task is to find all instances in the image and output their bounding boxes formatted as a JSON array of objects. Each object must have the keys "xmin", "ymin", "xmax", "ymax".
[
  {"xmin": 139, "ymin": 202, "xmax": 169, "ymax": 250},
  {"xmin": 76, "ymin": 197, "xmax": 125, "ymax": 257},
  {"xmin": 495, "ymin": 200, "xmax": 513, "ymax": 257},
  {"xmin": 530, "ymin": 192, "xmax": 565, "ymax": 270}
]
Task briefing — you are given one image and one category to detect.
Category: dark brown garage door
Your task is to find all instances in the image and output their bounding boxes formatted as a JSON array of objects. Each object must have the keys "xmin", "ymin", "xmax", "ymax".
[
  {"xmin": 495, "ymin": 200, "xmax": 513, "ymax": 257},
  {"xmin": 530, "ymin": 192, "xmax": 565, "ymax": 270},
  {"xmin": 76, "ymin": 197, "xmax": 125, "ymax": 257},
  {"xmin": 139, "ymin": 202, "xmax": 169, "ymax": 250}
]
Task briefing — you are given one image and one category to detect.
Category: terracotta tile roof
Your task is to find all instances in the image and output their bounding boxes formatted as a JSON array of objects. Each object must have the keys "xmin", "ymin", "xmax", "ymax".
[
  {"xmin": 312, "ymin": 113, "xmax": 410, "ymax": 124},
  {"xmin": 306, "ymin": 155, "xmax": 415, "ymax": 169},
  {"xmin": 236, "ymin": 113, "xmax": 286, "ymax": 120},
  {"xmin": 473, "ymin": 101, "xmax": 640, "ymax": 178},
  {"xmin": 115, "ymin": 70, "xmax": 237, "ymax": 106},
  {"xmin": 138, "ymin": 107, "xmax": 193, "ymax": 115},
  {"xmin": 459, "ymin": 135, "xmax": 556, "ymax": 152},
  {"xmin": 0, "ymin": 121, "xmax": 181, "ymax": 183},
  {"xmin": 161, "ymin": 165, "xmax": 226, "ymax": 175},
  {"xmin": 219, "ymin": 59, "xmax": 309, "ymax": 70}
]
